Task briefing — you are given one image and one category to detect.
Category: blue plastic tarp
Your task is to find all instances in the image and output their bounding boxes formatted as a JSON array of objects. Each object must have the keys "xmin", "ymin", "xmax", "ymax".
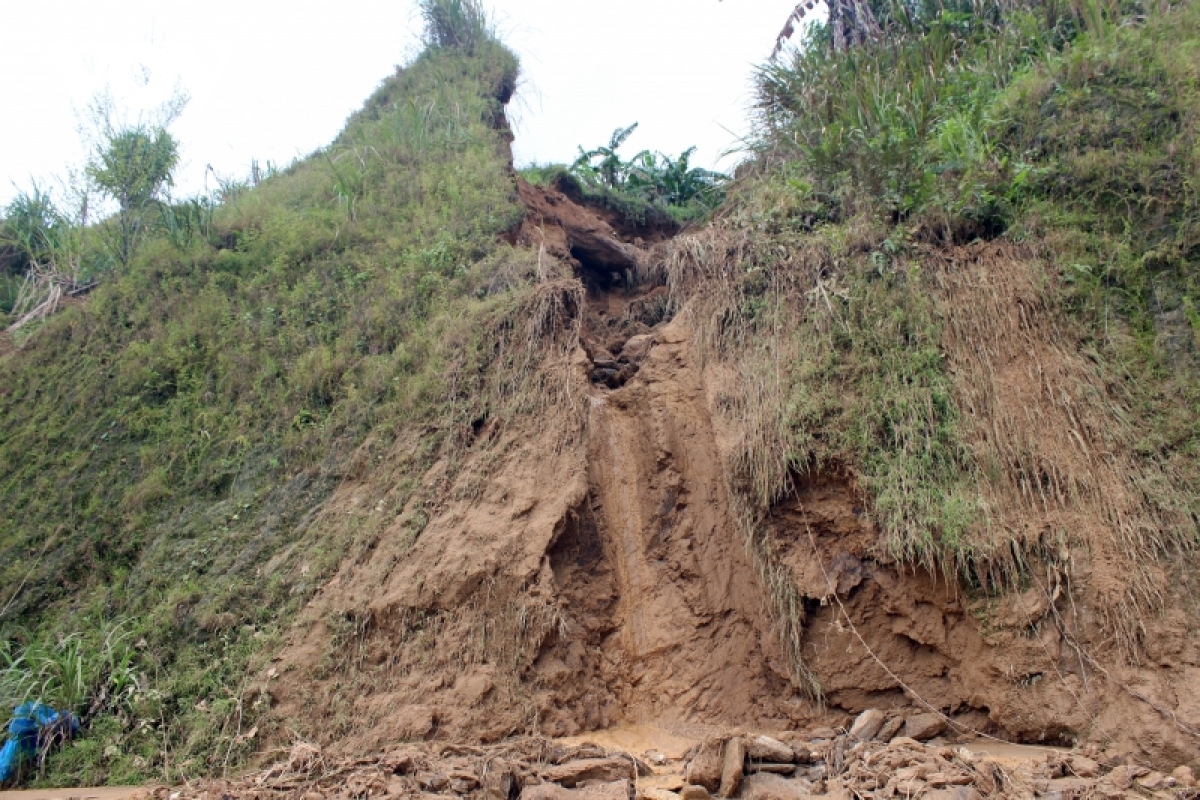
[{"xmin": 0, "ymin": 702, "xmax": 78, "ymax": 784}]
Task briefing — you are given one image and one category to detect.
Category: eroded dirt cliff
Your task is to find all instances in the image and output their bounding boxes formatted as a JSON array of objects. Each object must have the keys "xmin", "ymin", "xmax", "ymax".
[{"xmin": 264, "ymin": 178, "xmax": 1200, "ymax": 774}]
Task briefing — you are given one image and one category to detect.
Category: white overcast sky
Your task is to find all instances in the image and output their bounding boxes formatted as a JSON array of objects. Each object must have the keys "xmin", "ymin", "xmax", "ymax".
[{"xmin": 0, "ymin": 1, "xmax": 819, "ymax": 208}]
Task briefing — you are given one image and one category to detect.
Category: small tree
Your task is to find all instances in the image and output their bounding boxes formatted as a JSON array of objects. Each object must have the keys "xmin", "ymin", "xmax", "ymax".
[
  {"xmin": 87, "ymin": 126, "xmax": 178, "ymax": 267},
  {"xmin": 84, "ymin": 89, "xmax": 186, "ymax": 268},
  {"xmin": 571, "ymin": 124, "xmax": 640, "ymax": 190}
]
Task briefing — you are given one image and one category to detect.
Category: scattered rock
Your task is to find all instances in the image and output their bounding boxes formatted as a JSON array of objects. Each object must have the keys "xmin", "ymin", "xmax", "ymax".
[
  {"xmin": 890, "ymin": 778, "xmax": 926, "ymax": 796},
  {"xmin": 1043, "ymin": 777, "xmax": 1093, "ymax": 798},
  {"xmin": 644, "ymin": 749, "xmax": 669, "ymax": 766},
  {"xmin": 128, "ymin": 722, "xmax": 1156, "ymax": 800},
  {"xmin": 1172, "ymin": 766, "xmax": 1196, "ymax": 788},
  {"xmin": 796, "ymin": 764, "xmax": 826, "ymax": 782},
  {"xmin": 925, "ymin": 789, "xmax": 983, "ymax": 800},
  {"xmin": 484, "ymin": 764, "xmax": 518, "ymax": 800},
  {"xmin": 745, "ymin": 763, "xmax": 795, "ymax": 775},
  {"xmin": 541, "ymin": 758, "xmax": 637, "ymax": 788},
  {"xmin": 718, "ymin": 737, "xmax": 746, "ymax": 798},
  {"xmin": 381, "ymin": 748, "xmax": 418, "ymax": 774},
  {"xmin": 640, "ymin": 789, "xmax": 681, "ymax": 800},
  {"xmin": 904, "ymin": 713, "xmax": 948, "ymax": 741},
  {"xmin": 745, "ymin": 734, "xmax": 795, "ymax": 763},
  {"xmin": 888, "ymin": 736, "xmax": 923, "ymax": 749},
  {"xmin": 1103, "ymin": 765, "xmax": 1143, "ymax": 790},
  {"xmin": 522, "ymin": 780, "xmax": 632, "ymax": 800},
  {"xmin": 1136, "ymin": 771, "xmax": 1168, "ymax": 791},
  {"xmin": 684, "ymin": 738, "xmax": 725, "ymax": 791},
  {"xmin": 876, "ymin": 716, "xmax": 905, "ymax": 742},
  {"xmin": 419, "ymin": 773, "xmax": 449, "ymax": 792},
  {"xmin": 554, "ymin": 744, "xmax": 609, "ymax": 764},
  {"xmin": 1066, "ymin": 755, "xmax": 1101, "ymax": 778},
  {"xmin": 736, "ymin": 773, "xmax": 814, "ymax": 800},
  {"xmin": 850, "ymin": 709, "xmax": 887, "ymax": 741}
]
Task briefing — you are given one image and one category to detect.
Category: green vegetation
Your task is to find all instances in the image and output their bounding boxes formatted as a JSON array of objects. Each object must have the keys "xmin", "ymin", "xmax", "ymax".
[
  {"xmin": 522, "ymin": 122, "xmax": 728, "ymax": 226},
  {"xmin": 755, "ymin": 0, "xmax": 1067, "ymax": 231},
  {"xmin": 0, "ymin": 0, "xmax": 577, "ymax": 784},
  {"xmin": 0, "ymin": 184, "xmax": 90, "ymax": 330},
  {"xmin": 87, "ymin": 118, "xmax": 181, "ymax": 268},
  {"xmin": 666, "ymin": 0, "xmax": 1200, "ymax": 656},
  {"xmin": 0, "ymin": 622, "xmax": 143, "ymax": 725},
  {"xmin": 0, "ymin": 93, "xmax": 186, "ymax": 333}
]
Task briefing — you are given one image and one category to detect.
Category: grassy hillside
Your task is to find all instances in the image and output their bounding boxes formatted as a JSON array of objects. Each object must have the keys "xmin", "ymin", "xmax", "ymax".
[
  {"xmin": 0, "ymin": 8, "xmax": 573, "ymax": 784},
  {"xmin": 662, "ymin": 0, "xmax": 1200, "ymax": 668}
]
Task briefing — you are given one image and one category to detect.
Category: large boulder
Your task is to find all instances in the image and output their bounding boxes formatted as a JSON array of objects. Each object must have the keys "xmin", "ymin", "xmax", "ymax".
[
  {"xmin": 903, "ymin": 713, "xmax": 948, "ymax": 741},
  {"xmin": 718, "ymin": 737, "xmax": 746, "ymax": 799},
  {"xmin": 684, "ymin": 739, "xmax": 725, "ymax": 791},
  {"xmin": 849, "ymin": 709, "xmax": 886, "ymax": 742},
  {"xmin": 744, "ymin": 735, "xmax": 795, "ymax": 763},
  {"xmin": 541, "ymin": 758, "xmax": 636, "ymax": 788}
]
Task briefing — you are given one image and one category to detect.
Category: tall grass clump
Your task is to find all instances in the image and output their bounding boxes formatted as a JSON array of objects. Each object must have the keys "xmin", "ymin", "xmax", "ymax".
[
  {"xmin": 420, "ymin": 0, "xmax": 491, "ymax": 52},
  {"xmin": 755, "ymin": 0, "xmax": 1081, "ymax": 233}
]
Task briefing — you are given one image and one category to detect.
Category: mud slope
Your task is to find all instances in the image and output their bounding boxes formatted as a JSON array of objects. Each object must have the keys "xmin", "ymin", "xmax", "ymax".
[
  {"xmin": 266, "ymin": 183, "xmax": 1199, "ymax": 770},
  {"xmin": 268, "ymin": 181, "xmax": 797, "ymax": 752}
]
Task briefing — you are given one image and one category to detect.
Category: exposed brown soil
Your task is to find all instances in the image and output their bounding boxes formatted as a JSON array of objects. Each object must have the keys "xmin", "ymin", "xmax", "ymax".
[{"xmin": 262, "ymin": 179, "xmax": 1200, "ymax": 780}]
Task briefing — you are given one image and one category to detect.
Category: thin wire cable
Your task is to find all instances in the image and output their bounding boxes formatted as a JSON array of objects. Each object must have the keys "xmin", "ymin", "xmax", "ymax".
[{"xmin": 800, "ymin": 515, "xmax": 1017, "ymax": 747}]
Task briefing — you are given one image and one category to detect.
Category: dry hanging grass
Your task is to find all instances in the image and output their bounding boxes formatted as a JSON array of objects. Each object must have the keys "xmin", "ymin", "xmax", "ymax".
[
  {"xmin": 927, "ymin": 240, "xmax": 1197, "ymax": 660},
  {"xmin": 657, "ymin": 204, "xmax": 1195, "ymax": 666}
]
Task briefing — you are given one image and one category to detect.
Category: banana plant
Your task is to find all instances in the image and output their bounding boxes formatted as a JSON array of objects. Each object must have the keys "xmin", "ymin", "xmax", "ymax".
[
  {"xmin": 569, "ymin": 124, "xmax": 728, "ymax": 210},
  {"xmin": 570, "ymin": 123, "xmax": 640, "ymax": 190}
]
